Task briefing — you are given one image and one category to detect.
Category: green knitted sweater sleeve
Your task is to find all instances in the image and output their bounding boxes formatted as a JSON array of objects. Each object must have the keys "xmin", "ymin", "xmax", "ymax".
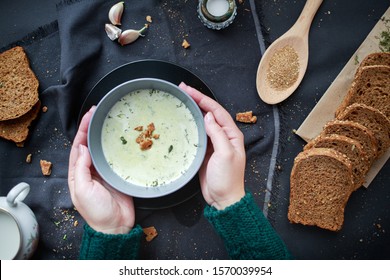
[
  {"xmin": 79, "ymin": 224, "xmax": 143, "ymax": 260},
  {"xmin": 204, "ymin": 192, "xmax": 292, "ymax": 260}
]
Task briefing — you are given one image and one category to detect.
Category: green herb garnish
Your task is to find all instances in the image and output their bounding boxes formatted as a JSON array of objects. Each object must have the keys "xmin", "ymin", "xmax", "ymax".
[
  {"xmin": 176, "ymin": 102, "xmax": 184, "ymax": 108},
  {"xmin": 168, "ymin": 145, "xmax": 173, "ymax": 153},
  {"xmin": 379, "ymin": 30, "xmax": 390, "ymax": 52},
  {"xmin": 378, "ymin": 17, "xmax": 390, "ymax": 52},
  {"xmin": 120, "ymin": 136, "xmax": 127, "ymax": 144},
  {"xmin": 354, "ymin": 54, "xmax": 359, "ymax": 65}
]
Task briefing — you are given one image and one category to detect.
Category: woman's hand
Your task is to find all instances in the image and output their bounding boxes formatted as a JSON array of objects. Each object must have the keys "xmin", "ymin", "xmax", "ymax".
[
  {"xmin": 179, "ymin": 83, "xmax": 246, "ymax": 210},
  {"xmin": 68, "ymin": 106, "xmax": 135, "ymax": 234}
]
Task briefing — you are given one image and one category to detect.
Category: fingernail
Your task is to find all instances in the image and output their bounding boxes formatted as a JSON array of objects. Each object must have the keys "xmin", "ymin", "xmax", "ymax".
[
  {"xmin": 78, "ymin": 144, "xmax": 85, "ymax": 155},
  {"xmin": 179, "ymin": 82, "xmax": 187, "ymax": 88},
  {"xmin": 205, "ymin": 112, "xmax": 213, "ymax": 122}
]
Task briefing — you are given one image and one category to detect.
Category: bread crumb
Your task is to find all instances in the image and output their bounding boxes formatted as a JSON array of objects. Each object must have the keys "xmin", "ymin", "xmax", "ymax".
[
  {"xmin": 26, "ymin": 153, "xmax": 32, "ymax": 163},
  {"xmin": 236, "ymin": 111, "xmax": 257, "ymax": 123},
  {"xmin": 140, "ymin": 139, "xmax": 153, "ymax": 150},
  {"xmin": 135, "ymin": 122, "xmax": 158, "ymax": 150},
  {"xmin": 182, "ymin": 39, "xmax": 190, "ymax": 49},
  {"xmin": 146, "ymin": 15, "xmax": 152, "ymax": 23},
  {"xmin": 42, "ymin": 106, "xmax": 48, "ymax": 113},
  {"xmin": 40, "ymin": 159, "xmax": 52, "ymax": 176},
  {"xmin": 16, "ymin": 142, "xmax": 25, "ymax": 148},
  {"xmin": 143, "ymin": 226, "xmax": 158, "ymax": 242}
]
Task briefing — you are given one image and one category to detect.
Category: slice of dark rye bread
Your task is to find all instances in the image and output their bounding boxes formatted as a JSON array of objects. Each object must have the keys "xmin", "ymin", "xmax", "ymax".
[
  {"xmin": 0, "ymin": 100, "xmax": 41, "ymax": 145},
  {"xmin": 358, "ymin": 52, "xmax": 390, "ymax": 68},
  {"xmin": 321, "ymin": 120, "xmax": 378, "ymax": 165},
  {"xmin": 337, "ymin": 103, "xmax": 390, "ymax": 157},
  {"xmin": 0, "ymin": 46, "xmax": 39, "ymax": 121},
  {"xmin": 304, "ymin": 134, "xmax": 370, "ymax": 191},
  {"xmin": 335, "ymin": 65, "xmax": 390, "ymax": 118},
  {"xmin": 288, "ymin": 148, "xmax": 354, "ymax": 232}
]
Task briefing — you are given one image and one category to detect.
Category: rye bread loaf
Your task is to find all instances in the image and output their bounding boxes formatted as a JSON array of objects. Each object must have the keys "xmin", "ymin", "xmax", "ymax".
[
  {"xmin": 0, "ymin": 46, "xmax": 39, "ymax": 121},
  {"xmin": 358, "ymin": 52, "xmax": 390, "ymax": 68},
  {"xmin": 0, "ymin": 101, "xmax": 41, "ymax": 145},
  {"xmin": 335, "ymin": 65, "xmax": 390, "ymax": 118},
  {"xmin": 304, "ymin": 134, "xmax": 370, "ymax": 191},
  {"xmin": 288, "ymin": 148, "xmax": 354, "ymax": 232},
  {"xmin": 337, "ymin": 103, "xmax": 390, "ymax": 157},
  {"xmin": 322, "ymin": 120, "xmax": 378, "ymax": 164}
]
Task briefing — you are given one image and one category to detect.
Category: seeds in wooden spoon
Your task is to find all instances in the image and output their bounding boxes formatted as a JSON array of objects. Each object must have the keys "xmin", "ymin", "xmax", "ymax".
[{"xmin": 266, "ymin": 45, "xmax": 299, "ymax": 91}]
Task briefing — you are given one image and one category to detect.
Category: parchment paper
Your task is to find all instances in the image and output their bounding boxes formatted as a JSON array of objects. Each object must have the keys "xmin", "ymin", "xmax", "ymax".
[{"xmin": 296, "ymin": 6, "xmax": 390, "ymax": 187}]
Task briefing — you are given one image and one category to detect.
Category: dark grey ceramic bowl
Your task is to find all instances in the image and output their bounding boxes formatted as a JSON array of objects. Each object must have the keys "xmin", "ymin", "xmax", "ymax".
[{"xmin": 88, "ymin": 78, "xmax": 207, "ymax": 198}]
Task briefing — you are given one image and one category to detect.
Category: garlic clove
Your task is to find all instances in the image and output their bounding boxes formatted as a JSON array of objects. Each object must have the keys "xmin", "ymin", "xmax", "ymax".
[
  {"xmin": 105, "ymin": 23, "xmax": 122, "ymax": 40},
  {"xmin": 118, "ymin": 25, "xmax": 148, "ymax": 46},
  {"xmin": 108, "ymin": 1, "xmax": 124, "ymax": 25},
  {"xmin": 118, "ymin": 30, "xmax": 140, "ymax": 46}
]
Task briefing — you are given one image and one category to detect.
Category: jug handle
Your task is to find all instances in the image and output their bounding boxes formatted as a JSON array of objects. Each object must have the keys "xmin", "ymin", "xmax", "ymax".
[{"xmin": 6, "ymin": 182, "xmax": 30, "ymax": 207}]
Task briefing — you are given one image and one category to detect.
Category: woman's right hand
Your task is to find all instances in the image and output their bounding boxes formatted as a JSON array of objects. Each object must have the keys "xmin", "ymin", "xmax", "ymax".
[{"xmin": 179, "ymin": 83, "xmax": 246, "ymax": 210}]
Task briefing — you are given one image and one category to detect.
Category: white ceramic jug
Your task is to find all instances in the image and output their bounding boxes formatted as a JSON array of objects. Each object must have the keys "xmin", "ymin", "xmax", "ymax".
[{"xmin": 0, "ymin": 182, "xmax": 39, "ymax": 259}]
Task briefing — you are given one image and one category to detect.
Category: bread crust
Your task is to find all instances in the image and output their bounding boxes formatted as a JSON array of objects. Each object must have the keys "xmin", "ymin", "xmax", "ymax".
[{"xmin": 359, "ymin": 52, "xmax": 390, "ymax": 68}]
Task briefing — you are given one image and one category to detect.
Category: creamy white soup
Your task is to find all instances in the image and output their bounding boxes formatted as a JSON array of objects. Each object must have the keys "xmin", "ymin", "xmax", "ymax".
[{"xmin": 101, "ymin": 89, "xmax": 199, "ymax": 187}]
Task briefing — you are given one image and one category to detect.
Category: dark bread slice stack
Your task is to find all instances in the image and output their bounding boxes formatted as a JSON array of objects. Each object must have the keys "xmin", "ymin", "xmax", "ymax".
[
  {"xmin": 288, "ymin": 52, "xmax": 389, "ymax": 231},
  {"xmin": 288, "ymin": 148, "xmax": 354, "ymax": 232},
  {"xmin": 337, "ymin": 103, "xmax": 390, "ymax": 157},
  {"xmin": 322, "ymin": 120, "xmax": 378, "ymax": 166},
  {"xmin": 336, "ymin": 65, "xmax": 390, "ymax": 118},
  {"xmin": 333, "ymin": 52, "xmax": 389, "ymax": 161},
  {"xmin": 0, "ymin": 46, "xmax": 40, "ymax": 145},
  {"xmin": 304, "ymin": 134, "xmax": 370, "ymax": 191}
]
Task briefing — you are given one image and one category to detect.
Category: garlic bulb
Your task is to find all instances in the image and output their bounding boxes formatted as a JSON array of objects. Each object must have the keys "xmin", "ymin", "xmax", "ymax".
[{"xmin": 108, "ymin": 1, "xmax": 124, "ymax": 25}]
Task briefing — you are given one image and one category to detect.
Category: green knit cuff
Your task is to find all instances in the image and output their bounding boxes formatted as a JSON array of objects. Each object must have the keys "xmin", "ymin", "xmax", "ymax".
[
  {"xmin": 79, "ymin": 224, "xmax": 143, "ymax": 260},
  {"xmin": 204, "ymin": 192, "xmax": 292, "ymax": 260}
]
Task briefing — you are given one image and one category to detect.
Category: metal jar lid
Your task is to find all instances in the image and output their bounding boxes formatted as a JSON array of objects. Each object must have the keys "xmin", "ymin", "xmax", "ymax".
[{"xmin": 198, "ymin": 0, "xmax": 237, "ymax": 30}]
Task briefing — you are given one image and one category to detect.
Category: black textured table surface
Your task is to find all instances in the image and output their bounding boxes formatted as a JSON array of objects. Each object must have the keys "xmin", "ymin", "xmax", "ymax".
[{"xmin": 0, "ymin": 0, "xmax": 389, "ymax": 260}]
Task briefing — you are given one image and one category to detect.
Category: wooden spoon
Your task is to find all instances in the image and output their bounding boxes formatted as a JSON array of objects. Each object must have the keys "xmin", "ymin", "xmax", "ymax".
[{"xmin": 256, "ymin": 0, "xmax": 323, "ymax": 104}]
